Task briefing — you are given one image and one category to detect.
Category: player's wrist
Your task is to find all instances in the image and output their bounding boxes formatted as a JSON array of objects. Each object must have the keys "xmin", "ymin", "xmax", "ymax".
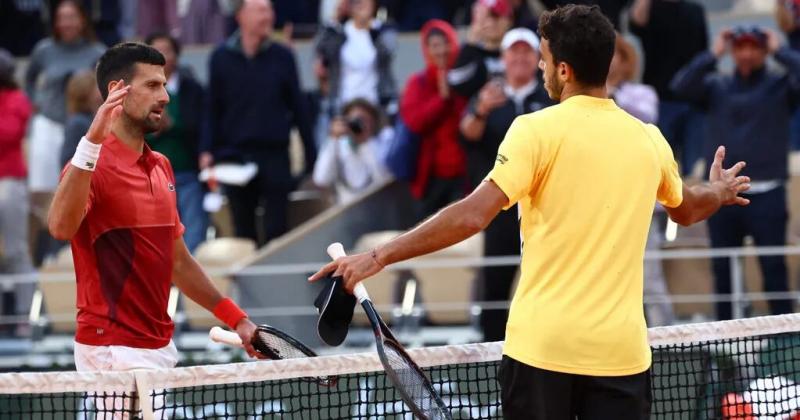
[
  {"xmin": 213, "ymin": 297, "xmax": 248, "ymax": 330},
  {"xmin": 371, "ymin": 248, "xmax": 386, "ymax": 269},
  {"xmin": 70, "ymin": 136, "xmax": 102, "ymax": 172}
]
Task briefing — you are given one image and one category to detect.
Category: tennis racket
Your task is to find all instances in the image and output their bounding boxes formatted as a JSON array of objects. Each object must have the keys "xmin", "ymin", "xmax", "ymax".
[
  {"xmin": 209, "ymin": 325, "xmax": 337, "ymax": 387},
  {"xmin": 326, "ymin": 243, "xmax": 451, "ymax": 420}
]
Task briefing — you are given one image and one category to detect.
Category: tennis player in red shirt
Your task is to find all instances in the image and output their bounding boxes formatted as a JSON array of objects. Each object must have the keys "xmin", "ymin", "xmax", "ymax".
[{"xmin": 48, "ymin": 43, "xmax": 263, "ymax": 374}]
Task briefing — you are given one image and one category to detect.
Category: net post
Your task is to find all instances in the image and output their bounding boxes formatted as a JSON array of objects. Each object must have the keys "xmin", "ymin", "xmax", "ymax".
[
  {"xmin": 133, "ymin": 370, "xmax": 156, "ymax": 420},
  {"xmin": 730, "ymin": 255, "xmax": 745, "ymax": 319}
]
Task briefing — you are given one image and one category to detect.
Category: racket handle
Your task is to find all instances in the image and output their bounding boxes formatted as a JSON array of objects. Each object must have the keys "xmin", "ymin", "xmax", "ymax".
[
  {"xmin": 209, "ymin": 326, "xmax": 243, "ymax": 347},
  {"xmin": 353, "ymin": 283, "xmax": 370, "ymax": 303},
  {"xmin": 326, "ymin": 242, "xmax": 346, "ymax": 260},
  {"xmin": 326, "ymin": 242, "xmax": 371, "ymax": 303}
]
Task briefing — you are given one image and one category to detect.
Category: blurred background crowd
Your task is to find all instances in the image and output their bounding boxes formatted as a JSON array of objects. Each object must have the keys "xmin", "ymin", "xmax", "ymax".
[{"xmin": 1, "ymin": 0, "xmax": 800, "ymax": 349}]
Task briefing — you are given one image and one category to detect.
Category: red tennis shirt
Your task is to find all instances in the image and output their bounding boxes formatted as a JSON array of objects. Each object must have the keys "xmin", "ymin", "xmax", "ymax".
[{"xmin": 68, "ymin": 134, "xmax": 185, "ymax": 349}]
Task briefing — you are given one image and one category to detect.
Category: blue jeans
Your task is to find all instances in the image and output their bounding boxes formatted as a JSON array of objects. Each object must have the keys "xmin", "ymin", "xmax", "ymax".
[
  {"xmin": 174, "ymin": 171, "xmax": 208, "ymax": 253},
  {"xmin": 658, "ymin": 101, "xmax": 705, "ymax": 175}
]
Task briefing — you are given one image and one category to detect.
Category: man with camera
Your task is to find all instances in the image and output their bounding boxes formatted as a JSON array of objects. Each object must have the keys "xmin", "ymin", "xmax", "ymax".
[
  {"xmin": 671, "ymin": 26, "xmax": 800, "ymax": 320},
  {"xmin": 313, "ymin": 98, "xmax": 391, "ymax": 204},
  {"xmin": 459, "ymin": 28, "xmax": 554, "ymax": 341}
]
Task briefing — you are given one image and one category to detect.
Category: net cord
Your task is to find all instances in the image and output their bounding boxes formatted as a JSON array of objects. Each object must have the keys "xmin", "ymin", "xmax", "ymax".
[{"xmin": 1, "ymin": 312, "xmax": 800, "ymax": 418}]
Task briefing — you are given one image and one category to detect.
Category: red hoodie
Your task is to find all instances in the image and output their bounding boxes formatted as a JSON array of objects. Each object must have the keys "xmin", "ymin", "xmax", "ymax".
[
  {"xmin": 0, "ymin": 89, "xmax": 31, "ymax": 179},
  {"xmin": 400, "ymin": 20, "xmax": 467, "ymax": 199}
]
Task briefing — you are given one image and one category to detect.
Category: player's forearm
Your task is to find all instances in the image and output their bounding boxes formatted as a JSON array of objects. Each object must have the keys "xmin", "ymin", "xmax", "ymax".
[
  {"xmin": 172, "ymin": 254, "xmax": 224, "ymax": 313},
  {"xmin": 47, "ymin": 167, "xmax": 93, "ymax": 240},
  {"xmin": 666, "ymin": 183, "xmax": 723, "ymax": 226},
  {"xmin": 377, "ymin": 199, "xmax": 488, "ymax": 266}
]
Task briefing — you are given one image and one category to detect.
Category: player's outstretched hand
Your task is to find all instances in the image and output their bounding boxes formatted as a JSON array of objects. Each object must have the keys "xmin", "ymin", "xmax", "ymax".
[
  {"xmin": 308, "ymin": 252, "xmax": 383, "ymax": 293},
  {"xmin": 86, "ymin": 79, "xmax": 129, "ymax": 144},
  {"xmin": 709, "ymin": 145, "xmax": 750, "ymax": 207},
  {"xmin": 235, "ymin": 318, "xmax": 267, "ymax": 359}
]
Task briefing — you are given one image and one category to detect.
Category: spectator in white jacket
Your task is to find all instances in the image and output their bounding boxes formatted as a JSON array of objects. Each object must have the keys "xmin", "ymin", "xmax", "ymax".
[{"xmin": 313, "ymin": 98, "xmax": 392, "ymax": 204}]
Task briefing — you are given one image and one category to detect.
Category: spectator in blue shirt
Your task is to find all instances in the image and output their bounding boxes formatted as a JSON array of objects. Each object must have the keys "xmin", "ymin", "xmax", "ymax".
[{"xmin": 671, "ymin": 26, "xmax": 800, "ymax": 320}]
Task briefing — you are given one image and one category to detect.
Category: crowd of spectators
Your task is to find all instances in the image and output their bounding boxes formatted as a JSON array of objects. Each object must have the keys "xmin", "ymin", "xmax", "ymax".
[{"xmin": 1, "ymin": 0, "xmax": 799, "ymax": 340}]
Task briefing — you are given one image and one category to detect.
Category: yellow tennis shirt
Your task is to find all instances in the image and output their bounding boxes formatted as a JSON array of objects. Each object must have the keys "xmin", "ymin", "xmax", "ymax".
[{"xmin": 486, "ymin": 95, "xmax": 683, "ymax": 376}]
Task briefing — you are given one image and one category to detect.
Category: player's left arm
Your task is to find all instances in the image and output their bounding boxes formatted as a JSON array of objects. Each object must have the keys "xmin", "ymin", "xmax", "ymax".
[
  {"xmin": 308, "ymin": 181, "xmax": 508, "ymax": 291},
  {"xmin": 171, "ymin": 237, "xmax": 263, "ymax": 358}
]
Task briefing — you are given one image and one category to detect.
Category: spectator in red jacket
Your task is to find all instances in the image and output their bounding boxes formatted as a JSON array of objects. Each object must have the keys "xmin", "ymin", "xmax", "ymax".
[
  {"xmin": 0, "ymin": 49, "xmax": 35, "ymax": 335},
  {"xmin": 400, "ymin": 19, "xmax": 468, "ymax": 217}
]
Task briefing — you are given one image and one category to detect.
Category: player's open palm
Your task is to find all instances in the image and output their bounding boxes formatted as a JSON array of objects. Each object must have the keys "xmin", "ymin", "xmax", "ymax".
[
  {"xmin": 86, "ymin": 79, "xmax": 129, "ymax": 144},
  {"xmin": 709, "ymin": 145, "xmax": 751, "ymax": 206}
]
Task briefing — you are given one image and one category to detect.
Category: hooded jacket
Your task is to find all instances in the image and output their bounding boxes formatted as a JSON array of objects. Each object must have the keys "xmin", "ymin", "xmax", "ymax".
[{"xmin": 400, "ymin": 20, "xmax": 468, "ymax": 199}]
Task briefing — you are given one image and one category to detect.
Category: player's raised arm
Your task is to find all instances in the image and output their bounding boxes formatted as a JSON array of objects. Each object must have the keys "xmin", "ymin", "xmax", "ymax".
[
  {"xmin": 48, "ymin": 80, "xmax": 129, "ymax": 240},
  {"xmin": 666, "ymin": 145, "xmax": 750, "ymax": 226}
]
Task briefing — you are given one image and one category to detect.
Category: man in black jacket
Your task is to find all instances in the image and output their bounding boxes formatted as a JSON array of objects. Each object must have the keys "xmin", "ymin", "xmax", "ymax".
[
  {"xmin": 203, "ymin": 0, "xmax": 315, "ymax": 246},
  {"xmin": 671, "ymin": 26, "xmax": 800, "ymax": 320}
]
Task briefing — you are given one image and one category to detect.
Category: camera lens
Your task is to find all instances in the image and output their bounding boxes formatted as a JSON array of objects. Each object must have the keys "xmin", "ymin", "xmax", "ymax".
[{"xmin": 347, "ymin": 118, "xmax": 364, "ymax": 135}]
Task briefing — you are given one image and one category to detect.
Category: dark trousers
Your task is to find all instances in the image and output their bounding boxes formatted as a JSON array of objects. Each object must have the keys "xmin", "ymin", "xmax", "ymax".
[
  {"xmin": 707, "ymin": 185, "xmax": 793, "ymax": 320},
  {"xmin": 224, "ymin": 156, "xmax": 292, "ymax": 246},
  {"xmin": 499, "ymin": 356, "xmax": 651, "ymax": 420},
  {"xmin": 416, "ymin": 176, "xmax": 465, "ymax": 220},
  {"xmin": 478, "ymin": 208, "xmax": 520, "ymax": 341}
]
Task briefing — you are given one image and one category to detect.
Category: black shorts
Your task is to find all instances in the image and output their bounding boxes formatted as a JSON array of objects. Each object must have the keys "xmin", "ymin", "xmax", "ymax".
[{"xmin": 499, "ymin": 356, "xmax": 651, "ymax": 420}]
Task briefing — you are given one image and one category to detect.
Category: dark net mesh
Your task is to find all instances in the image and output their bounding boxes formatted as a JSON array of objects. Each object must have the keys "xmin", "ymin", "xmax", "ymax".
[
  {"xmin": 0, "ymin": 391, "xmax": 138, "ymax": 420},
  {"xmin": 3, "ymin": 326, "xmax": 800, "ymax": 419}
]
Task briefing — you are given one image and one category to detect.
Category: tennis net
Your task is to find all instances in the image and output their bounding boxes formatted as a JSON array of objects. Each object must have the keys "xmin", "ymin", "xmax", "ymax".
[{"xmin": 1, "ymin": 313, "xmax": 800, "ymax": 419}]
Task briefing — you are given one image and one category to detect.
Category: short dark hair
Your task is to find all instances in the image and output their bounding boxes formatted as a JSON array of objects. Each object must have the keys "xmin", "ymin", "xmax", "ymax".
[
  {"xmin": 144, "ymin": 31, "xmax": 182, "ymax": 56},
  {"xmin": 538, "ymin": 4, "xmax": 615, "ymax": 87},
  {"xmin": 95, "ymin": 42, "xmax": 165, "ymax": 99}
]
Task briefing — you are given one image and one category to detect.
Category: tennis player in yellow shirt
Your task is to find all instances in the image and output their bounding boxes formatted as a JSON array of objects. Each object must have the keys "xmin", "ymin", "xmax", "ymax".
[{"xmin": 311, "ymin": 5, "xmax": 751, "ymax": 418}]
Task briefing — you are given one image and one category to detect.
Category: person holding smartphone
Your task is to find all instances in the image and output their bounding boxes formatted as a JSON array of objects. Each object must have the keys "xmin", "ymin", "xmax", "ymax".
[{"xmin": 313, "ymin": 98, "xmax": 392, "ymax": 204}]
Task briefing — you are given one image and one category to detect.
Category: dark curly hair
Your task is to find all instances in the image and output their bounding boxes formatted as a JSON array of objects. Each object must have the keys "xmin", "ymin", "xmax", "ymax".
[{"xmin": 538, "ymin": 4, "xmax": 616, "ymax": 87}]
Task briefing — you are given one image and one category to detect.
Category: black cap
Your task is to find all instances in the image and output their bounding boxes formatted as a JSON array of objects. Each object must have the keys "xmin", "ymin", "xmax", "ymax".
[{"xmin": 314, "ymin": 275, "xmax": 356, "ymax": 346}]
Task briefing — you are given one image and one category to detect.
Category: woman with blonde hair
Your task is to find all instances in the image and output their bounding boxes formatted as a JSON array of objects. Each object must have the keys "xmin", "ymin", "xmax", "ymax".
[{"xmin": 60, "ymin": 70, "xmax": 102, "ymax": 168}]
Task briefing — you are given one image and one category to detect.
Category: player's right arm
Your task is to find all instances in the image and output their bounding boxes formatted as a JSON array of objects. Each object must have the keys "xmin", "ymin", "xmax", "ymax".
[
  {"xmin": 665, "ymin": 146, "xmax": 750, "ymax": 226},
  {"xmin": 48, "ymin": 80, "xmax": 129, "ymax": 240}
]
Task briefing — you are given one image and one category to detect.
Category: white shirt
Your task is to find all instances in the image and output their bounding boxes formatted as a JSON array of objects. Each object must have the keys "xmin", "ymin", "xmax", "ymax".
[
  {"xmin": 313, "ymin": 132, "xmax": 392, "ymax": 204},
  {"xmin": 339, "ymin": 20, "xmax": 379, "ymax": 105}
]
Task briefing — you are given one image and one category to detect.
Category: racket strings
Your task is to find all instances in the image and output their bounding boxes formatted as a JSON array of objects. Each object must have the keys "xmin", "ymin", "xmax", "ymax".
[
  {"xmin": 256, "ymin": 331, "xmax": 309, "ymax": 359},
  {"xmin": 384, "ymin": 342, "xmax": 449, "ymax": 420}
]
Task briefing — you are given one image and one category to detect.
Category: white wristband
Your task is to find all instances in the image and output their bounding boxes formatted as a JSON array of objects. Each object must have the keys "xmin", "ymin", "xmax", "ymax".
[{"xmin": 70, "ymin": 136, "xmax": 102, "ymax": 171}]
